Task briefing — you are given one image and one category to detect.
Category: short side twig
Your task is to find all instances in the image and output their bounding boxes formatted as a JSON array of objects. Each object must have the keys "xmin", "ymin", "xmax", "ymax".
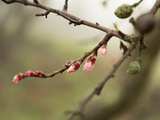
[
  {"xmin": 63, "ymin": 0, "xmax": 69, "ymax": 11},
  {"xmin": 35, "ymin": 10, "xmax": 50, "ymax": 18}
]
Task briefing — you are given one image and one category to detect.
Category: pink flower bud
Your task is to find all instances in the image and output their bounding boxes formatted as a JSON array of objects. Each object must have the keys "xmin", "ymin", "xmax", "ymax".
[
  {"xmin": 100, "ymin": 44, "xmax": 107, "ymax": 55},
  {"xmin": 26, "ymin": 70, "xmax": 35, "ymax": 76},
  {"xmin": 65, "ymin": 60, "xmax": 74, "ymax": 66},
  {"xmin": 35, "ymin": 71, "xmax": 45, "ymax": 77},
  {"xmin": 35, "ymin": 71, "xmax": 43, "ymax": 75},
  {"xmin": 83, "ymin": 56, "xmax": 96, "ymax": 72},
  {"xmin": 12, "ymin": 73, "xmax": 24, "ymax": 83},
  {"xmin": 67, "ymin": 62, "xmax": 80, "ymax": 73}
]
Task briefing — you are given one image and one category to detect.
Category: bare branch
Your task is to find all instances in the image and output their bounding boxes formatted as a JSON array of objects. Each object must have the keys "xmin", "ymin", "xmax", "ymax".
[{"xmin": 1, "ymin": 0, "xmax": 131, "ymax": 42}]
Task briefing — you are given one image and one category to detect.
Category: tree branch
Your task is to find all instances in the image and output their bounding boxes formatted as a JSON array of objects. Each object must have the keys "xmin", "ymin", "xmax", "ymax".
[
  {"xmin": 148, "ymin": 0, "xmax": 160, "ymax": 15},
  {"xmin": 67, "ymin": 35, "xmax": 140, "ymax": 120},
  {"xmin": 1, "ymin": 0, "xmax": 133, "ymax": 81},
  {"xmin": 1, "ymin": 0, "xmax": 131, "ymax": 42},
  {"xmin": 2, "ymin": 0, "xmax": 160, "ymax": 120},
  {"xmin": 66, "ymin": 0, "xmax": 160, "ymax": 119},
  {"xmin": 12, "ymin": 33, "xmax": 113, "ymax": 81}
]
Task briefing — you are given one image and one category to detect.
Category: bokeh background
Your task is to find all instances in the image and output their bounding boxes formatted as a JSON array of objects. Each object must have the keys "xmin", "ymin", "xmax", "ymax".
[{"xmin": 0, "ymin": 0, "xmax": 160, "ymax": 120}]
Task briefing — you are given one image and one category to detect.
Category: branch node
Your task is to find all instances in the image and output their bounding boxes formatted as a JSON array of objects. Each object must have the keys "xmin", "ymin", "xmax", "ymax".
[
  {"xmin": 113, "ymin": 23, "xmax": 126, "ymax": 40},
  {"xmin": 95, "ymin": 87, "xmax": 103, "ymax": 95},
  {"xmin": 129, "ymin": 17, "xmax": 136, "ymax": 26},
  {"xmin": 21, "ymin": 0, "xmax": 28, "ymax": 6},
  {"xmin": 33, "ymin": 0, "xmax": 39, "ymax": 4},
  {"xmin": 96, "ymin": 22, "xmax": 99, "ymax": 25},
  {"xmin": 35, "ymin": 11, "xmax": 50, "ymax": 18},
  {"xmin": 69, "ymin": 20, "xmax": 83, "ymax": 26},
  {"xmin": 66, "ymin": 110, "xmax": 85, "ymax": 120}
]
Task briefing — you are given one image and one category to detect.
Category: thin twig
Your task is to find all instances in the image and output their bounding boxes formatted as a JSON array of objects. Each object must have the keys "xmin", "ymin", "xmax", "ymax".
[
  {"xmin": 132, "ymin": 0, "xmax": 143, "ymax": 8},
  {"xmin": 2, "ymin": 0, "xmax": 131, "ymax": 42},
  {"xmin": 35, "ymin": 10, "xmax": 50, "ymax": 18},
  {"xmin": 63, "ymin": 0, "xmax": 69, "ymax": 11}
]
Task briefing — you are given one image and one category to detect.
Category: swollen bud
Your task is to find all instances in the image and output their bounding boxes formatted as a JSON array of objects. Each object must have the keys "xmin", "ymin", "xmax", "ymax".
[
  {"xmin": 12, "ymin": 73, "xmax": 24, "ymax": 83},
  {"xmin": 83, "ymin": 55, "xmax": 96, "ymax": 72},
  {"xmin": 135, "ymin": 14, "xmax": 155, "ymax": 34},
  {"xmin": 100, "ymin": 44, "xmax": 107, "ymax": 55},
  {"xmin": 127, "ymin": 61, "xmax": 141, "ymax": 74},
  {"xmin": 26, "ymin": 70, "xmax": 36, "ymax": 76},
  {"xmin": 114, "ymin": 4, "xmax": 133, "ymax": 19},
  {"xmin": 67, "ymin": 61, "xmax": 80, "ymax": 73}
]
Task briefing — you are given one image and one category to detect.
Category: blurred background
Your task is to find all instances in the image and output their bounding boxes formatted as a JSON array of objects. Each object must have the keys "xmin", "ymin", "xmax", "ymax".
[{"xmin": 0, "ymin": 0, "xmax": 160, "ymax": 120}]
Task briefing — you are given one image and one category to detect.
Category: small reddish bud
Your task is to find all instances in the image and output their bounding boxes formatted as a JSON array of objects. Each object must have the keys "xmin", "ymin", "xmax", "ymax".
[
  {"xmin": 35, "ymin": 71, "xmax": 43, "ymax": 75},
  {"xmin": 65, "ymin": 60, "xmax": 74, "ymax": 66},
  {"xmin": 100, "ymin": 44, "xmax": 107, "ymax": 55},
  {"xmin": 26, "ymin": 70, "xmax": 35, "ymax": 76},
  {"xmin": 67, "ymin": 61, "xmax": 80, "ymax": 73},
  {"xmin": 83, "ymin": 56, "xmax": 96, "ymax": 72},
  {"xmin": 35, "ymin": 71, "xmax": 45, "ymax": 77},
  {"xmin": 12, "ymin": 73, "xmax": 24, "ymax": 83}
]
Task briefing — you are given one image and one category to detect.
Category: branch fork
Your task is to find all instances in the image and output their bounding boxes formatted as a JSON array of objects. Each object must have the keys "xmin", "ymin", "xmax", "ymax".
[{"xmin": 2, "ymin": 0, "xmax": 160, "ymax": 120}]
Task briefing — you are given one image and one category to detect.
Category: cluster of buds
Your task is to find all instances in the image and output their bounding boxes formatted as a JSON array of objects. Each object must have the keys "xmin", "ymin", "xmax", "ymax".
[
  {"xmin": 67, "ymin": 55, "xmax": 97, "ymax": 73},
  {"xmin": 12, "ymin": 44, "xmax": 108, "ymax": 83},
  {"xmin": 26, "ymin": 70, "xmax": 44, "ymax": 77},
  {"xmin": 67, "ymin": 43, "xmax": 107, "ymax": 73},
  {"xmin": 12, "ymin": 70, "xmax": 45, "ymax": 83},
  {"xmin": 26, "ymin": 70, "xmax": 45, "ymax": 77}
]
